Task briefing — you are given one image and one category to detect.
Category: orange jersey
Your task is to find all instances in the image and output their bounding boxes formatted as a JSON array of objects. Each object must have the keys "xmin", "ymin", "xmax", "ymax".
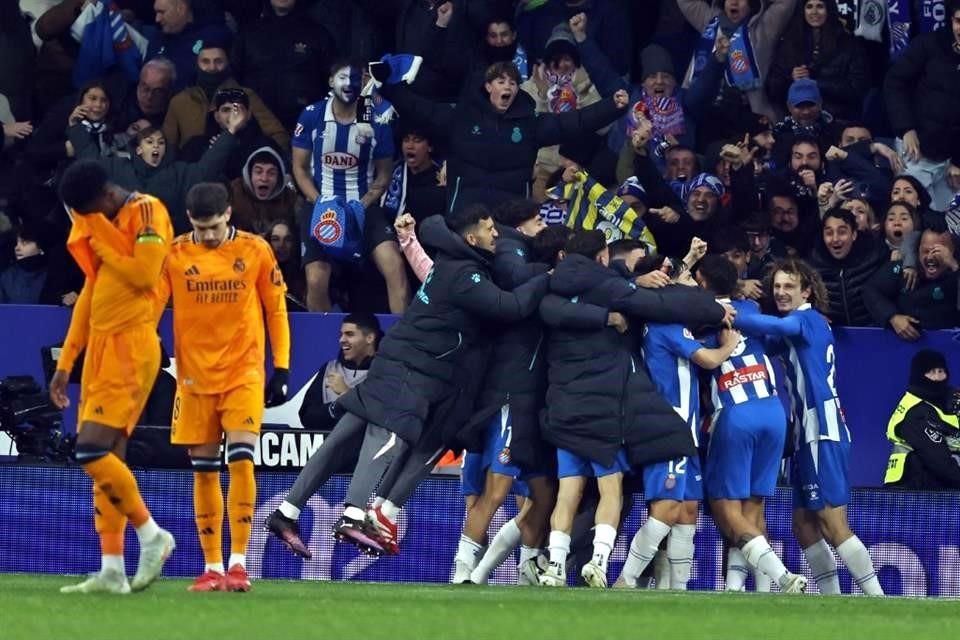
[
  {"xmin": 58, "ymin": 194, "xmax": 173, "ymax": 373},
  {"xmin": 162, "ymin": 227, "xmax": 290, "ymax": 394}
]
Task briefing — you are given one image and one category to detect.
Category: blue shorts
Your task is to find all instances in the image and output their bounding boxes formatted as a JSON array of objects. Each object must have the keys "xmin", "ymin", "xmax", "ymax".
[
  {"xmin": 792, "ymin": 438, "xmax": 850, "ymax": 511},
  {"xmin": 643, "ymin": 455, "xmax": 703, "ymax": 502},
  {"xmin": 486, "ymin": 405, "xmax": 522, "ymax": 479},
  {"xmin": 461, "ymin": 452, "xmax": 486, "ymax": 497},
  {"xmin": 705, "ymin": 397, "xmax": 786, "ymax": 500},
  {"xmin": 460, "ymin": 406, "xmax": 532, "ymax": 499},
  {"xmin": 557, "ymin": 447, "xmax": 630, "ymax": 479}
]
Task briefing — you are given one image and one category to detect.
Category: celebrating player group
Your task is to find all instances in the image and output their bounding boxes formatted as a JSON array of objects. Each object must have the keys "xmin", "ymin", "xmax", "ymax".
[{"xmin": 51, "ymin": 164, "xmax": 881, "ymax": 595}]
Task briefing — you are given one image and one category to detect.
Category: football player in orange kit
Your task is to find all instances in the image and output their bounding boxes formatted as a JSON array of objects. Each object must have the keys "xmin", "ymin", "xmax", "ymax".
[
  {"xmin": 160, "ymin": 182, "xmax": 290, "ymax": 592},
  {"xmin": 50, "ymin": 159, "xmax": 176, "ymax": 594}
]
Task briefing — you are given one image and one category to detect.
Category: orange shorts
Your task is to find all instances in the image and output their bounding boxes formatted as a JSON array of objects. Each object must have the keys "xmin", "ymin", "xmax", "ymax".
[
  {"xmin": 78, "ymin": 324, "xmax": 161, "ymax": 434},
  {"xmin": 170, "ymin": 382, "xmax": 263, "ymax": 445}
]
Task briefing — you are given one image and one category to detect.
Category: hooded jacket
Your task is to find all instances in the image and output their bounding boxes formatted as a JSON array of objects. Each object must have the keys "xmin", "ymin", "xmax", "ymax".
[
  {"xmin": 379, "ymin": 80, "xmax": 624, "ymax": 211},
  {"xmin": 541, "ymin": 253, "xmax": 725, "ymax": 467},
  {"xmin": 337, "ymin": 215, "xmax": 549, "ymax": 445},
  {"xmin": 68, "ymin": 123, "xmax": 237, "ymax": 233},
  {"xmin": 810, "ymin": 232, "xmax": 888, "ymax": 327},
  {"xmin": 228, "ymin": 146, "xmax": 299, "ymax": 235}
]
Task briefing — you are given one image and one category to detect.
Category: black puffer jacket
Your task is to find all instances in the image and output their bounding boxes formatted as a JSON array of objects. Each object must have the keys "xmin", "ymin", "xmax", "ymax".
[
  {"xmin": 885, "ymin": 29, "xmax": 960, "ymax": 163},
  {"xmin": 540, "ymin": 253, "xmax": 724, "ymax": 467},
  {"xmin": 380, "ymin": 81, "xmax": 625, "ymax": 212},
  {"xmin": 810, "ymin": 233, "xmax": 887, "ymax": 327},
  {"xmin": 338, "ymin": 215, "xmax": 549, "ymax": 445}
]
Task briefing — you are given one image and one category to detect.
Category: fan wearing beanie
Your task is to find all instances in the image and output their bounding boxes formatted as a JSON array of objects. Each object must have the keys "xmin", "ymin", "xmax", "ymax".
[{"xmin": 884, "ymin": 349, "xmax": 960, "ymax": 490}]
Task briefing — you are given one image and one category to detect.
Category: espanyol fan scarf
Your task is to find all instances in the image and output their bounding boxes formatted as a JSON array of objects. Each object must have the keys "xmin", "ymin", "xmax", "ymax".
[
  {"xmin": 692, "ymin": 15, "xmax": 761, "ymax": 92},
  {"xmin": 546, "ymin": 171, "xmax": 657, "ymax": 252},
  {"xmin": 639, "ymin": 91, "xmax": 687, "ymax": 140},
  {"xmin": 887, "ymin": 0, "xmax": 912, "ymax": 59}
]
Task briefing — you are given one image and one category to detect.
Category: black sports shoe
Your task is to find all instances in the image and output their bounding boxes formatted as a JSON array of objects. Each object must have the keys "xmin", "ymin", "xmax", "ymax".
[
  {"xmin": 265, "ymin": 510, "xmax": 312, "ymax": 559},
  {"xmin": 332, "ymin": 515, "xmax": 385, "ymax": 557}
]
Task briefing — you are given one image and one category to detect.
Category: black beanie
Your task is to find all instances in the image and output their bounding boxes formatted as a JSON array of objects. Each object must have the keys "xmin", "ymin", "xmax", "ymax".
[
  {"xmin": 640, "ymin": 44, "xmax": 675, "ymax": 80},
  {"xmin": 910, "ymin": 349, "xmax": 949, "ymax": 386}
]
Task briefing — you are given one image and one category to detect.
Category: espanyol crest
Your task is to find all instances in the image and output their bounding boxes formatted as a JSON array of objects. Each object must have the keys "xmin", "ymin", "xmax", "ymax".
[{"xmin": 312, "ymin": 209, "xmax": 343, "ymax": 245}]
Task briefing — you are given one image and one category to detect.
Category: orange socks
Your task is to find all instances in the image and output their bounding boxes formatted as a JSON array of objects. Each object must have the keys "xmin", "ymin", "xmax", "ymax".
[
  {"xmin": 192, "ymin": 457, "xmax": 224, "ymax": 567},
  {"xmin": 226, "ymin": 443, "xmax": 256, "ymax": 560},
  {"xmin": 93, "ymin": 484, "xmax": 127, "ymax": 556},
  {"xmin": 80, "ymin": 450, "xmax": 150, "ymax": 527}
]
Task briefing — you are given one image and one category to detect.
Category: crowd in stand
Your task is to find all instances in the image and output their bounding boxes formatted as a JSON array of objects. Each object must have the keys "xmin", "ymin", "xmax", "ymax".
[{"xmin": 0, "ymin": 0, "xmax": 958, "ymax": 339}]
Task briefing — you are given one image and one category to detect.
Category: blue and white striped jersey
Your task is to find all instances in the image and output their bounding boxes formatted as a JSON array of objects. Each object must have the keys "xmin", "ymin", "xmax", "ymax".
[
  {"xmin": 292, "ymin": 97, "xmax": 394, "ymax": 202},
  {"xmin": 735, "ymin": 303, "xmax": 850, "ymax": 445},
  {"xmin": 642, "ymin": 323, "xmax": 703, "ymax": 446}
]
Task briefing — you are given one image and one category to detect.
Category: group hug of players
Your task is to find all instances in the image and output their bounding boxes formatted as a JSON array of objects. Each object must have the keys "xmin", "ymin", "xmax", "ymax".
[
  {"xmin": 51, "ymin": 158, "xmax": 882, "ymax": 595},
  {"xmin": 260, "ymin": 197, "xmax": 883, "ymax": 595}
]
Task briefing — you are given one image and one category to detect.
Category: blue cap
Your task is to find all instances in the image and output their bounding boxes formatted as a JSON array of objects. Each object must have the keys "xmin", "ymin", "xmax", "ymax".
[{"xmin": 788, "ymin": 78, "xmax": 821, "ymax": 108}]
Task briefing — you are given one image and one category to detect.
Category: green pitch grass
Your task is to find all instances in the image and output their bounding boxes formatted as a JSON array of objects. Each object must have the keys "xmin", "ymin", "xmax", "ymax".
[{"xmin": 2, "ymin": 574, "xmax": 958, "ymax": 640}]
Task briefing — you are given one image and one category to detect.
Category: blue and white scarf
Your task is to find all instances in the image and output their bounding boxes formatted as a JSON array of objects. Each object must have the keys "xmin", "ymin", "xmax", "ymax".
[
  {"xmin": 692, "ymin": 15, "xmax": 761, "ymax": 92},
  {"xmin": 887, "ymin": 0, "xmax": 912, "ymax": 59}
]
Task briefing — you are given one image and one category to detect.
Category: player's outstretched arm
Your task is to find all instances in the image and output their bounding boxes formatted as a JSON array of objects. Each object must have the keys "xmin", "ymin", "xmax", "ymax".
[{"xmin": 734, "ymin": 312, "xmax": 803, "ymax": 339}]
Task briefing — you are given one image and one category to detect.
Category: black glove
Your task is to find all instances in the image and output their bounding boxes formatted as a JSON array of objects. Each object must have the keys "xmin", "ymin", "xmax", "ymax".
[{"xmin": 265, "ymin": 368, "xmax": 289, "ymax": 407}]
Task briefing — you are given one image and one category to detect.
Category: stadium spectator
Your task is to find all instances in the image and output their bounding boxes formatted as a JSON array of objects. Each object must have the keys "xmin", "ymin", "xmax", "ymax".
[
  {"xmin": 266, "ymin": 220, "xmax": 305, "ymax": 308},
  {"xmin": 293, "ymin": 59, "xmax": 404, "ymax": 313},
  {"xmin": 884, "ymin": 349, "xmax": 960, "ymax": 490},
  {"xmin": 0, "ymin": 1, "xmax": 36, "ymax": 122},
  {"xmin": 298, "ymin": 312, "xmax": 381, "ymax": 432},
  {"xmin": 841, "ymin": 197, "xmax": 879, "ymax": 234},
  {"xmin": 68, "ymin": 117, "xmax": 241, "ymax": 232},
  {"xmin": 884, "ymin": 0, "xmax": 960, "ymax": 211},
  {"xmin": 766, "ymin": 0, "xmax": 869, "ymax": 121},
  {"xmin": 112, "ymin": 58, "xmax": 177, "ymax": 132},
  {"xmin": 0, "ymin": 225, "xmax": 48, "ymax": 304},
  {"xmin": 178, "ymin": 87, "xmax": 282, "ymax": 182},
  {"xmin": 460, "ymin": 13, "xmax": 530, "ymax": 94},
  {"xmin": 522, "ymin": 22, "xmax": 606, "ymax": 201},
  {"xmin": 228, "ymin": 146, "xmax": 297, "ymax": 236},
  {"xmin": 27, "ymin": 80, "xmax": 120, "ymax": 181},
  {"xmin": 375, "ymin": 59, "xmax": 628, "ymax": 212},
  {"xmin": 161, "ymin": 40, "xmax": 288, "ymax": 152},
  {"xmin": 677, "ymin": 0, "xmax": 799, "ymax": 142},
  {"xmin": 863, "ymin": 225, "xmax": 960, "ymax": 340},
  {"xmin": 232, "ymin": 0, "xmax": 333, "ymax": 130},
  {"xmin": 517, "ymin": 0, "xmax": 633, "ymax": 78},
  {"xmin": 145, "ymin": 0, "xmax": 231, "ymax": 92},
  {"xmin": 381, "ymin": 126, "xmax": 446, "ymax": 224},
  {"xmin": 771, "ymin": 80, "xmax": 842, "ymax": 167},
  {"xmin": 574, "ymin": 13, "xmax": 726, "ymax": 160},
  {"xmin": 809, "ymin": 208, "xmax": 886, "ymax": 326}
]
